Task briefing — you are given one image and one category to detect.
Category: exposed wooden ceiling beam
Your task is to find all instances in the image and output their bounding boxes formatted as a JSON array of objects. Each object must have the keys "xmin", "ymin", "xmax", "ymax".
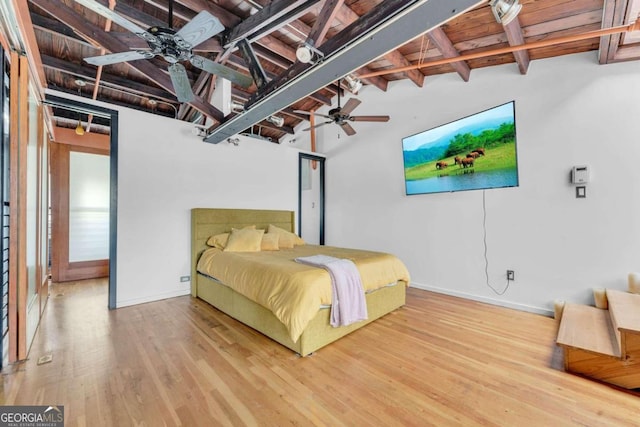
[
  {"xmin": 306, "ymin": 0, "xmax": 345, "ymax": 46},
  {"xmin": 252, "ymin": 43, "xmax": 292, "ymax": 68},
  {"xmin": 113, "ymin": 0, "xmax": 167, "ymax": 27},
  {"xmin": 359, "ymin": 18, "xmax": 640, "ymax": 79},
  {"xmin": 612, "ymin": 43, "xmax": 640, "ymax": 60},
  {"xmin": 32, "ymin": 0, "xmax": 225, "ymax": 123},
  {"xmin": 427, "ymin": 27, "xmax": 470, "ymax": 81},
  {"xmin": 502, "ymin": 18, "xmax": 530, "ymax": 74},
  {"xmin": 136, "ymin": 0, "xmax": 196, "ymax": 25},
  {"xmin": 41, "ymin": 54, "xmax": 178, "ymax": 102},
  {"xmin": 258, "ymin": 119, "xmax": 295, "ymax": 135},
  {"xmin": 176, "ymin": 0, "xmax": 242, "ymax": 27},
  {"xmin": 52, "ymin": 126, "xmax": 110, "ymax": 150},
  {"xmin": 225, "ymin": 0, "xmax": 321, "ymax": 46}
]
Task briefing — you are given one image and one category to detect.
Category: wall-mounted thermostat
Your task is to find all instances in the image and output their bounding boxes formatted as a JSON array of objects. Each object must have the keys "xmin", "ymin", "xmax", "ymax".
[{"xmin": 571, "ymin": 165, "xmax": 589, "ymax": 184}]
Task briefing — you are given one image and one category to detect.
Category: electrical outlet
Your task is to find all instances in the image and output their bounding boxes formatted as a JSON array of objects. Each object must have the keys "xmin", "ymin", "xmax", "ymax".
[
  {"xmin": 180, "ymin": 276, "xmax": 190, "ymax": 283},
  {"xmin": 507, "ymin": 270, "xmax": 515, "ymax": 281}
]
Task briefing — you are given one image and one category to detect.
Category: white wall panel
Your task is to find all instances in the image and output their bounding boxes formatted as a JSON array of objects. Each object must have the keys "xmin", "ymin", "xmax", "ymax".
[{"xmin": 321, "ymin": 52, "xmax": 640, "ymax": 315}]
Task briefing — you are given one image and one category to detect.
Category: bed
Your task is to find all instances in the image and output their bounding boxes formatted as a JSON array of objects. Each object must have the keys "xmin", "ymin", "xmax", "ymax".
[{"xmin": 191, "ymin": 208, "xmax": 410, "ymax": 356}]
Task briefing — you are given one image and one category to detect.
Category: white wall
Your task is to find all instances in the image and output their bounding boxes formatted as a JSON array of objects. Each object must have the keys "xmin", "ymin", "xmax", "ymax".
[
  {"xmin": 116, "ymin": 113, "xmax": 300, "ymax": 306},
  {"xmin": 46, "ymin": 89, "xmax": 305, "ymax": 308},
  {"xmin": 319, "ymin": 52, "xmax": 640, "ymax": 315}
]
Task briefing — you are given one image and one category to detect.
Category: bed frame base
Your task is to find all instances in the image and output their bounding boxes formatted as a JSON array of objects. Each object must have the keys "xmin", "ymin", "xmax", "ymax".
[{"xmin": 197, "ymin": 274, "xmax": 405, "ymax": 356}]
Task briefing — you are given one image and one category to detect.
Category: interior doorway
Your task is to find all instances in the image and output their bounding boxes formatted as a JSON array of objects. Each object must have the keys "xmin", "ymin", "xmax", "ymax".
[
  {"xmin": 298, "ymin": 153, "xmax": 325, "ymax": 245},
  {"xmin": 44, "ymin": 95, "xmax": 118, "ymax": 309}
]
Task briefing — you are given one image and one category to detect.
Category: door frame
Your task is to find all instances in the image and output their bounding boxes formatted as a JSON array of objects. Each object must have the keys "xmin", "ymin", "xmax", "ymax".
[
  {"xmin": 44, "ymin": 94, "xmax": 118, "ymax": 309},
  {"xmin": 298, "ymin": 153, "xmax": 325, "ymax": 245}
]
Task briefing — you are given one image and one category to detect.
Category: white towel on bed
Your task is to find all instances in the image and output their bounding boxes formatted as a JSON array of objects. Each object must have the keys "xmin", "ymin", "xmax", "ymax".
[{"xmin": 295, "ymin": 255, "xmax": 368, "ymax": 327}]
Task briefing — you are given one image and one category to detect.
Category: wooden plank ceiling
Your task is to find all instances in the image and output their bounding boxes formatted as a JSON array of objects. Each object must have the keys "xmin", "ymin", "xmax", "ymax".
[{"xmin": 22, "ymin": 0, "xmax": 640, "ymax": 141}]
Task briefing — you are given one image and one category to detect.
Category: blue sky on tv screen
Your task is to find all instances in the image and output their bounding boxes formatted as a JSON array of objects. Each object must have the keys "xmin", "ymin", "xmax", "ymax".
[{"xmin": 402, "ymin": 102, "xmax": 514, "ymax": 152}]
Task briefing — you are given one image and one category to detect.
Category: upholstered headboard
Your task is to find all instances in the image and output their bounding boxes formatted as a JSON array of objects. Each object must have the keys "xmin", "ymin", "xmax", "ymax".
[{"xmin": 190, "ymin": 208, "xmax": 295, "ymax": 296}]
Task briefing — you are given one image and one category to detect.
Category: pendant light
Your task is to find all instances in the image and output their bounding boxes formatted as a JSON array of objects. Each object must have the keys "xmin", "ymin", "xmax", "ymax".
[
  {"xmin": 75, "ymin": 79, "xmax": 86, "ymax": 135},
  {"xmin": 75, "ymin": 117, "xmax": 85, "ymax": 135}
]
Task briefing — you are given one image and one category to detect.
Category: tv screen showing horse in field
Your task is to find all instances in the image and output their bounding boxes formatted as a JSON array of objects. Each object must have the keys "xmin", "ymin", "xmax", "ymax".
[{"xmin": 402, "ymin": 101, "xmax": 518, "ymax": 196}]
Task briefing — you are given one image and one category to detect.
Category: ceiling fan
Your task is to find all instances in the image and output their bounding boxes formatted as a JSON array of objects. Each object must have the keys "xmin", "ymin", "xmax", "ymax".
[
  {"xmin": 75, "ymin": 0, "xmax": 253, "ymax": 103},
  {"xmin": 295, "ymin": 83, "xmax": 390, "ymax": 136}
]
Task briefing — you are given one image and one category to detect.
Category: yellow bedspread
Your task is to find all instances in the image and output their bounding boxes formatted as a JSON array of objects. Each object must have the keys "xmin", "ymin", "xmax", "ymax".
[{"xmin": 196, "ymin": 245, "xmax": 410, "ymax": 342}]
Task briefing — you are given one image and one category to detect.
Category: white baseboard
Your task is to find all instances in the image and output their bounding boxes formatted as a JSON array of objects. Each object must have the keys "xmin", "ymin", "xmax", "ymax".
[
  {"xmin": 410, "ymin": 282, "xmax": 554, "ymax": 318},
  {"xmin": 116, "ymin": 288, "xmax": 190, "ymax": 308}
]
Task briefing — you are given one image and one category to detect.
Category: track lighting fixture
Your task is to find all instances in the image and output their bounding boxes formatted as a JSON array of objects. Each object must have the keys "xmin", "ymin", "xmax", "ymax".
[
  {"xmin": 295, "ymin": 43, "xmax": 324, "ymax": 64},
  {"xmin": 266, "ymin": 115, "xmax": 284, "ymax": 127},
  {"xmin": 344, "ymin": 74, "xmax": 363, "ymax": 93},
  {"xmin": 192, "ymin": 125, "xmax": 207, "ymax": 137},
  {"xmin": 490, "ymin": 0, "xmax": 522, "ymax": 25},
  {"xmin": 230, "ymin": 100, "xmax": 245, "ymax": 113}
]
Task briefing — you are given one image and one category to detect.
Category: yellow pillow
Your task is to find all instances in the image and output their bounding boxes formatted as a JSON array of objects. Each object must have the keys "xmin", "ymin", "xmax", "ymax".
[
  {"xmin": 277, "ymin": 233, "xmax": 295, "ymax": 249},
  {"xmin": 267, "ymin": 224, "xmax": 305, "ymax": 246},
  {"xmin": 260, "ymin": 233, "xmax": 280, "ymax": 251},
  {"xmin": 224, "ymin": 228, "xmax": 265, "ymax": 252},
  {"xmin": 206, "ymin": 225, "xmax": 256, "ymax": 249},
  {"xmin": 206, "ymin": 233, "xmax": 229, "ymax": 249}
]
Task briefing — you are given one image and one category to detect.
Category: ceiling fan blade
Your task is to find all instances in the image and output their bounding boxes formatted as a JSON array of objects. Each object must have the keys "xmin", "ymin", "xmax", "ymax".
[
  {"xmin": 340, "ymin": 98, "xmax": 362, "ymax": 115},
  {"xmin": 190, "ymin": 55, "xmax": 253, "ymax": 88},
  {"xmin": 73, "ymin": 0, "xmax": 149, "ymax": 36},
  {"xmin": 175, "ymin": 11, "xmax": 225, "ymax": 48},
  {"xmin": 84, "ymin": 50, "xmax": 153, "ymax": 66},
  {"xmin": 349, "ymin": 115, "xmax": 390, "ymax": 122},
  {"xmin": 339, "ymin": 122, "xmax": 357, "ymax": 136},
  {"xmin": 168, "ymin": 63, "xmax": 195, "ymax": 103},
  {"xmin": 302, "ymin": 120, "xmax": 333, "ymax": 131},
  {"xmin": 293, "ymin": 110, "xmax": 332, "ymax": 119}
]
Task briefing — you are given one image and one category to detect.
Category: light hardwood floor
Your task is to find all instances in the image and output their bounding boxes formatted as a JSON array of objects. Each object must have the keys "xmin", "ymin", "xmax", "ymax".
[{"xmin": 1, "ymin": 279, "xmax": 638, "ymax": 426}]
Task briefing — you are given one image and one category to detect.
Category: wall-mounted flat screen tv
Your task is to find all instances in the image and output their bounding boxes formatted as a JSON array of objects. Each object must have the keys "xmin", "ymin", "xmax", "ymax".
[{"xmin": 402, "ymin": 101, "xmax": 518, "ymax": 196}]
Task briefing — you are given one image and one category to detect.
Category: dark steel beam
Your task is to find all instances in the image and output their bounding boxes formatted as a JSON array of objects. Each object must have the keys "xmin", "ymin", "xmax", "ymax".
[
  {"xmin": 238, "ymin": 40, "xmax": 268, "ymax": 89},
  {"xmin": 204, "ymin": 0, "xmax": 483, "ymax": 144}
]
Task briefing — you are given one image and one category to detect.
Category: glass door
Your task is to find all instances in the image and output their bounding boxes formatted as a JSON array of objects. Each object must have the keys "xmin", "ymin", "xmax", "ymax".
[
  {"xmin": 298, "ymin": 153, "xmax": 325, "ymax": 245},
  {"xmin": 0, "ymin": 47, "xmax": 9, "ymax": 369}
]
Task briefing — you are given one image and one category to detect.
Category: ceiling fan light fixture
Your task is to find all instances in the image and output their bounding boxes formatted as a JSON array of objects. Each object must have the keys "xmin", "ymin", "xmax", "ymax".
[
  {"xmin": 490, "ymin": 0, "xmax": 522, "ymax": 25},
  {"xmin": 344, "ymin": 74, "xmax": 363, "ymax": 93},
  {"xmin": 267, "ymin": 115, "xmax": 284, "ymax": 127}
]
